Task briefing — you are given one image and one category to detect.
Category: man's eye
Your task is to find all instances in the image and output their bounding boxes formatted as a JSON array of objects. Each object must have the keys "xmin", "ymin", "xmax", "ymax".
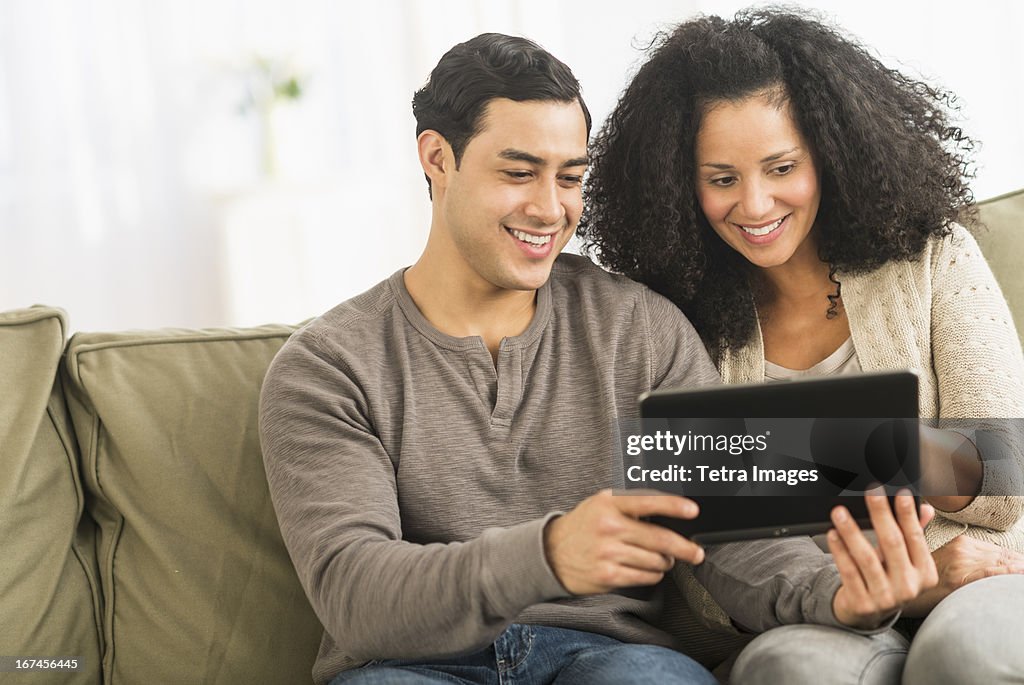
[
  {"xmin": 504, "ymin": 171, "xmax": 531, "ymax": 180},
  {"xmin": 560, "ymin": 175, "xmax": 583, "ymax": 185}
]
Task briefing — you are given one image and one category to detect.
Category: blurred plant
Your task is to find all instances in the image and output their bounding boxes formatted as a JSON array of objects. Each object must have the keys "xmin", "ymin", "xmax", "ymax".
[
  {"xmin": 239, "ymin": 55, "xmax": 306, "ymax": 114},
  {"xmin": 237, "ymin": 55, "xmax": 309, "ymax": 177}
]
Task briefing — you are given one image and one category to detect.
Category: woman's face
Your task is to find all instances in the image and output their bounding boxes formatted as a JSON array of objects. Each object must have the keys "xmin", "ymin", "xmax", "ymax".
[{"xmin": 695, "ymin": 94, "xmax": 821, "ymax": 271}]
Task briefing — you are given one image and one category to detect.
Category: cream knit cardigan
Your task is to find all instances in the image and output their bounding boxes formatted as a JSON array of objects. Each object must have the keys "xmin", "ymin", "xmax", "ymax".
[
  {"xmin": 678, "ymin": 223, "xmax": 1024, "ymax": 638},
  {"xmin": 718, "ymin": 223, "xmax": 1024, "ymax": 552}
]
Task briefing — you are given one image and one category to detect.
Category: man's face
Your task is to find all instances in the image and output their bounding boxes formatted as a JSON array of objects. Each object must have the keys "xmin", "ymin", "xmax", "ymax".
[{"xmin": 435, "ymin": 98, "xmax": 589, "ymax": 293}]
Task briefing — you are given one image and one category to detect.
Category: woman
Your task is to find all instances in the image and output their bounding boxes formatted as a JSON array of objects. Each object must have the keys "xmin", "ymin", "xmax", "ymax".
[{"xmin": 580, "ymin": 9, "xmax": 1024, "ymax": 685}]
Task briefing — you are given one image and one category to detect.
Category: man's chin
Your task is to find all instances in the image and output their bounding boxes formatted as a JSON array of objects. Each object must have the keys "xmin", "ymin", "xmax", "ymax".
[{"xmin": 497, "ymin": 267, "xmax": 557, "ymax": 293}]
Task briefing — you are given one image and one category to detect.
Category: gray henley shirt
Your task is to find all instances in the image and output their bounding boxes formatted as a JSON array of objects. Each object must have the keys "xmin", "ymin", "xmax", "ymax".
[{"xmin": 260, "ymin": 254, "xmax": 848, "ymax": 684}]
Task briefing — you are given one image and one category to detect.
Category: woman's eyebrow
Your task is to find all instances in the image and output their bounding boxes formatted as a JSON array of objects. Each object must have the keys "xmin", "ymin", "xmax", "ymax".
[
  {"xmin": 760, "ymin": 147, "xmax": 799, "ymax": 163},
  {"xmin": 700, "ymin": 147, "xmax": 801, "ymax": 169}
]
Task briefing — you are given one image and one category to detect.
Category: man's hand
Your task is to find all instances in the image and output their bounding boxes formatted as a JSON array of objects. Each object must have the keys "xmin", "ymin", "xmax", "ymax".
[
  {"xmin": 543, "ymin": 489, "xmax": 704, "ymax": 595},
  {"xmin": 902, "ymin": 535, "xmax": 1024, "ymax": 617},
  {"xmin": 829, "ymin": 491, "xmax": 938, "ymax": 629}
]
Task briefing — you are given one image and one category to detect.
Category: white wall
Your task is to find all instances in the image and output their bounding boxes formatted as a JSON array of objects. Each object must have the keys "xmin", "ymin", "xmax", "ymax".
[{"xmin": 2, "ymin": 0, "xmax": 1020, "ymax": 330}]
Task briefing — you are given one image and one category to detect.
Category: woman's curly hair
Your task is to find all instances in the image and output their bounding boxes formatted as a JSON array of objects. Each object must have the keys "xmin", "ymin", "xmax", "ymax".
[{"xmin": 578, "ymin": 7, "xmax": 975, "ymax": 358}]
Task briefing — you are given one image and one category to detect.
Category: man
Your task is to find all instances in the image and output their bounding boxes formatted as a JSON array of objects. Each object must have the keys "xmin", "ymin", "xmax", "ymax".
[{"xmin": 259, "ymin": 33, "xmax": 935, "ymax": 685}]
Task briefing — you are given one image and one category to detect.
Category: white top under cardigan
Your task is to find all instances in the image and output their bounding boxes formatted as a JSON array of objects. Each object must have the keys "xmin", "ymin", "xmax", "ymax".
[{"xmin": 764, "ymin": 337, "xmax": 861, "ymax": 380}]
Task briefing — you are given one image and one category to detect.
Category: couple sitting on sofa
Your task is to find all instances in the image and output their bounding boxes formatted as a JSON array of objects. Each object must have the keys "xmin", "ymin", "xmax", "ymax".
[{"xmin": 259, "ymin": 10, "xmax": 1024, "ymax": 685}]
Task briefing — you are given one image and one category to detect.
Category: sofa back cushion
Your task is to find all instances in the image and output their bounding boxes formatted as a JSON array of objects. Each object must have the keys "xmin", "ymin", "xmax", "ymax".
[
  {"xmin": 977, "ymin": 188, "xmax": 1024, "ymax": 341},
  {"xmin": 62, "ymin": 323, "xmax": 323, "ymax": 685},
  {"xmin": 0, "ymin": 306, "xmax": 102, "ymax": 683}
]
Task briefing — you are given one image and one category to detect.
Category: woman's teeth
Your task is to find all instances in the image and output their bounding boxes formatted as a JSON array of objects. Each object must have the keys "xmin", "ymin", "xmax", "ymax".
[
  {"xmin": 739, "ymin": 216, "xmax": 786, "ymax": 236},
  {"xmin": 510, "ymin": 228, "xmax": 552, "ymax": 245}
]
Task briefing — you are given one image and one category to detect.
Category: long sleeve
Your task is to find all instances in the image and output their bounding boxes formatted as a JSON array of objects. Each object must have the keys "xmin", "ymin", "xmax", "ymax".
[
  {"xmin": 694, "ymin": 538, "xmax": 867, "ymax": 633},
  {"xmin": 643, "ymin": 287, "xmax": 723, "ymax": 390},
  {"xmin": 259, "ymin": 331, "xmax": 568, "ymax": 664},
  {"xmin": 258, "ymin": 257, "xmax": 730, "ymax": 682},
  {"xmin": 930, "ymin": 224, "xmax": 1024, "ymax": 530}
]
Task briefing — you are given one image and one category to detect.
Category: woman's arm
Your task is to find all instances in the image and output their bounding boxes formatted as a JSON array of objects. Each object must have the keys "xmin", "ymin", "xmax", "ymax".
[
  {"xmin": 929, "ymin": 223, "xmax": 1024, "ymax": 528},
  {"xmin": 919, "ymin": 424, "xmax": 982, "ymax": 512}
]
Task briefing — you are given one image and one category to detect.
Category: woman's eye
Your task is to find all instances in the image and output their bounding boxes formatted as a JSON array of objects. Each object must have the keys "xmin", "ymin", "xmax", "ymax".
[
  {"xmin": 710, "ymin": 176, "xmax": 737, "ymax": 187},
  {"xmin": 772, "ymin": 164, "xmax": 795, "ymax": 175}
]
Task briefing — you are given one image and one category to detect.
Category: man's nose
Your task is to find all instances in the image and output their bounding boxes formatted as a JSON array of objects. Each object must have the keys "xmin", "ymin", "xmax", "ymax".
[{"xmin": 525, "ymin": 181, "xmax": 565, "ymax": 226}]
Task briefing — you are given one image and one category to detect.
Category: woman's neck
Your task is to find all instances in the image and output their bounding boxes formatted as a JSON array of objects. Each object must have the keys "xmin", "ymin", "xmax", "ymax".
[
  {"xmin": 754, "ymin": 238, "xmax": 834, "ymax": 307},
  {"xmin": 752, "ymin": 232, "xmax": 851, "ymax": 369}
]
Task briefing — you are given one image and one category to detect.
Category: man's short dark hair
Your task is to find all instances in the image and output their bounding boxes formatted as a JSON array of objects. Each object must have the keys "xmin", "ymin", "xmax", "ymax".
[{"xmin": 412, "ymin": 33, "xmax": 591, "ymax": 196}]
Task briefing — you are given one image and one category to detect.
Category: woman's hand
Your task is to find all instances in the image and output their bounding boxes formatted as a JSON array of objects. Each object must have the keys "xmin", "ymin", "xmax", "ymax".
[
  {"xmin": 829, "ymin": 491, "xmax": 938, "ymax": 629},
  {"xmin": 902, "ymin": 535, "xmax": 1024, "ymax": 617}
]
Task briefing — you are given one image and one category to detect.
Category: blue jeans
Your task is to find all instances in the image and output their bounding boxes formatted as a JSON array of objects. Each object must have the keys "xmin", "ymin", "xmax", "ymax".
[{"xmin": 330, "ymin": 623, "xmax": 717, "ymax": 684}]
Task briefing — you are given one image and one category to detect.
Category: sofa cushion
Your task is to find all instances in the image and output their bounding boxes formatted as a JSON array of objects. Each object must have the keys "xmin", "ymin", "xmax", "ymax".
[
  {"xmin": 0, "ymin": 306, "xmax": 103, "ymax": 684},
  {"xmin": 63, "ymin": 323, "xmax": 323, "ymax": 685},
  {"xmin": 977, "ymin": 188, "xmax": 1024, "ymax": 340}
]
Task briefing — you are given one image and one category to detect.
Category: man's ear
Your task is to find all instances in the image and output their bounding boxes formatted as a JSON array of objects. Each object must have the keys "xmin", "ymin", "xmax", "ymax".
[{"xmin": 418, "ymin": 130, "xmax": 452, "ymax": 191}]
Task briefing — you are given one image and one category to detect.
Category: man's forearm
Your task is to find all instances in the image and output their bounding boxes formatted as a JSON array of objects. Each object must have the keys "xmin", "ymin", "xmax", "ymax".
[{"xmin": 288, "ymin": 512, "xmax": 567, "ymax": 661}]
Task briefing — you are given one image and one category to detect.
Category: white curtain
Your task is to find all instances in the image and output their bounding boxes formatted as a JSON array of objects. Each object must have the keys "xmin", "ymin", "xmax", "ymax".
[{"xmin": 2, "ymin": 0, "xmax": 1021, "ymax": 330}]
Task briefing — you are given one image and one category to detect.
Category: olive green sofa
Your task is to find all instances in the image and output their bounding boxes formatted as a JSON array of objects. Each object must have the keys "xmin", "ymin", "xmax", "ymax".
[
  {"xmin": 1, "ymin": 189, "xmax": 1021, "ymax": 684},
  {"xmin": 1, "ymin": 317, "xmax": 321, "ymax": 684}
]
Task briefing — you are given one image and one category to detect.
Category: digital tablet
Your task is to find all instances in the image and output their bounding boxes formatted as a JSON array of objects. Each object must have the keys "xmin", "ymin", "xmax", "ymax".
[{"xmin": 632, "ymin": 371, "xmax": 920, "ymax": 543}]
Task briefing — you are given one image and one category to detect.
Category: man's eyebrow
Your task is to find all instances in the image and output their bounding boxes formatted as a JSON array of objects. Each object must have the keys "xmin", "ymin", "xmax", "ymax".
[
  {"xmin": 562, "ymin": 156, "xmax": 590, "ymax": 169},
  {"xmin": 700, "ymin": 147, "xmax": 801, "ymax": 170},
  {"xmin": 498, "ymin": 149, "xmax": 545, "ymax": 165},
  {"xmin": 498, "ymin": 149, "xmax": 590, "ymax": 168}
]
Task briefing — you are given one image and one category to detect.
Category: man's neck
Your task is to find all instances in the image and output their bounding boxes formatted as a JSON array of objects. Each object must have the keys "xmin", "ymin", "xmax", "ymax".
[{"xmin": 404, "ymin": 258, "xmax": 539, "ymax": 363}]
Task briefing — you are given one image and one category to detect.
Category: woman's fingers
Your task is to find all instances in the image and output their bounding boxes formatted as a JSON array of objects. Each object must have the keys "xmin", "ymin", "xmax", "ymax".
[
  {"xmin": 893, "ymin": 493, "xmax": 936, "ymax": 580},
  {"xmin": 827, "ymin": 528, "xmax": 869, "ymax": 598},
  {"xmin": 830, "ymin": 493, "xmax": 939, "ymax": 627},
  {"xmin": 832, "ymin": 505, "xmax": 891, "ymax": 601},
  {"xmin": 866, "ymin": 492, "xmax": 912, "ymax": 573}
]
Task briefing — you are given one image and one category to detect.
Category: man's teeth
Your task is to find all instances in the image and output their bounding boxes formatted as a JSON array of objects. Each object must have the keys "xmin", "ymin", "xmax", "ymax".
[
  {"xmin": 739, "ymin": 216, "xmax": 785, "ymax": 236},
  {"xmin": 510, "ymin": 228, "xmax": 552, "ymax": 246}
]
